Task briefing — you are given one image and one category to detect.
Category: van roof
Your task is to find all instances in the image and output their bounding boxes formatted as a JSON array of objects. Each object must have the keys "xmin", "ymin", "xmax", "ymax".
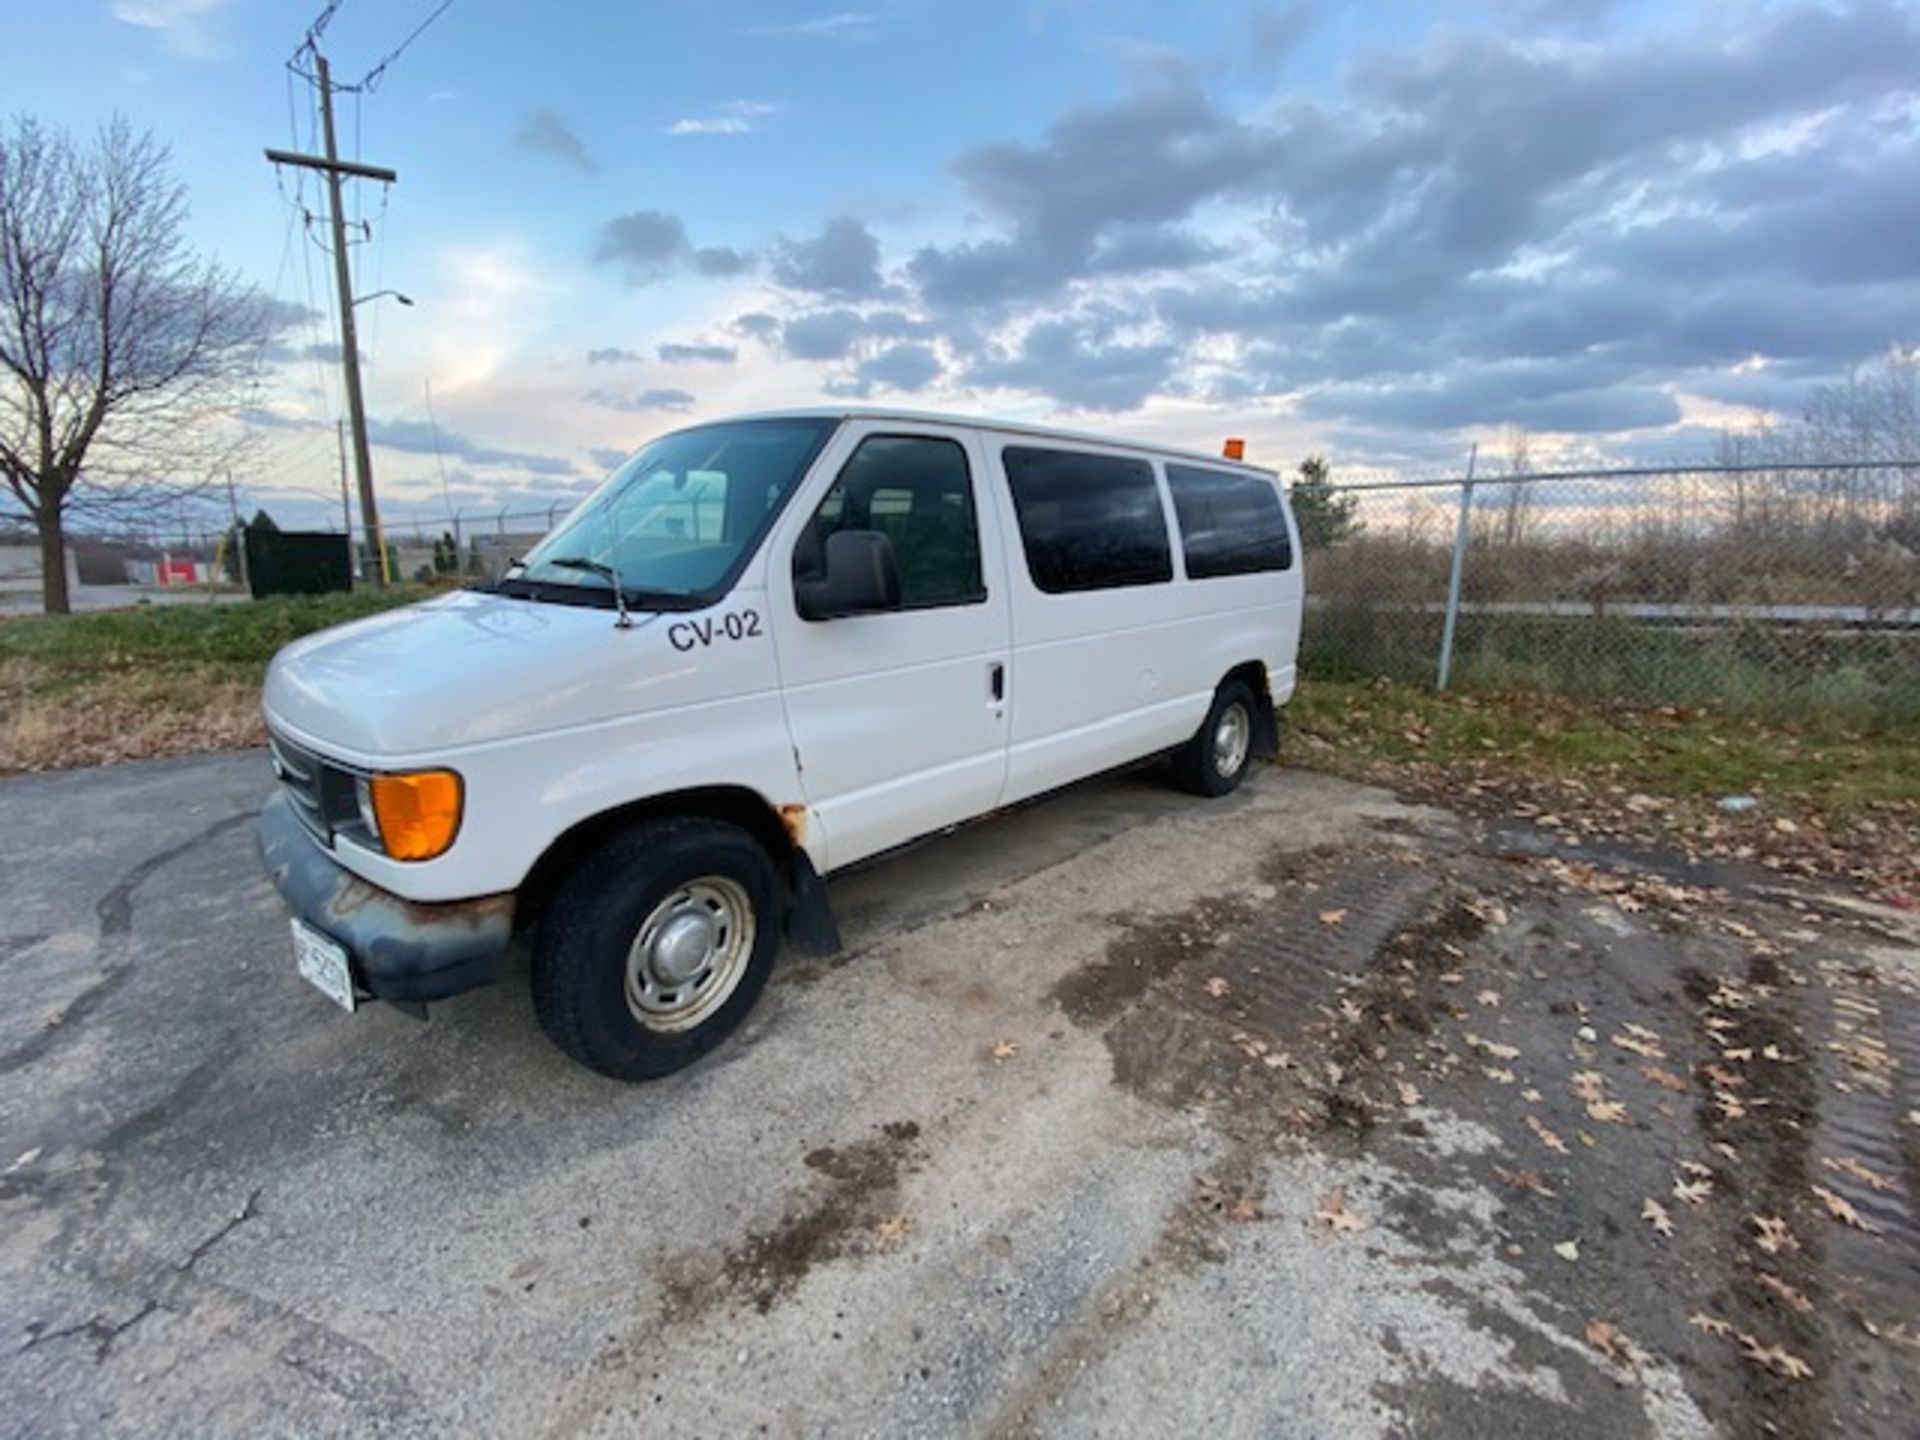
[{"xmin": 724, "ymin": 407, "xmax": 1280, "ymax": 478}]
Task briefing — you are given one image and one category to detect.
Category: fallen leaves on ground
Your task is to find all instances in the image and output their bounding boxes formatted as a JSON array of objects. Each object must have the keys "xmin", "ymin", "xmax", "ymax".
[
  {"xmin": 1821, "ymin": 1155, "xmax": 1898, "ymax": 1193},
  {"xmin": 1585, "ymin": 1318, "xmax": 1638, "ymax": 1368},
  {"xmin": 1526, "ymin": 1114, "xmax": 1570, "ymax": 1154},
  {"xmin": 1194, "ymin": 1176, "xmax": 1263, "ymax": 1224},
  {"xmin": 989, "ymin": 1039, "xmax": 1020, "ymax": 1061},
  {"xmin": 872, "ymin": 1214, "xmax": 914, "ymax": 1250},
  {"xmin": 1757, "ymin": 1272, "xmax": 1815, "ymax": 1315},
  {"xmin": 1673, "ymin": 1177, "xmax": 1714, "ymax": 1206},
  {"xmin": 1318, "ymin": 908, "xmax": 1348, "ymax": 928},
  {"xmin": 1641, "ymin": 1197, "xmax": 1674, "ymax": 1237},
  {"xmin": 1397, "ymin": 1080, "xmax": 1422, "ymax": 1107},
  {"xmin": 1553, "ymin": 1239, "xmax": 1580, "ymax": 1262},
  {"xmin": 1811, "ymin": 1184, "xmax": 1880, "ymax": 1234},
  {"xmin": 1466, "ymin": 1032, "xmax": 1520, "ymax": 1061},
  {"xmin": 1752, "ymin": 1215, "xmax": 1800, "ymax": 1256},
  {"xmin": 1642, "ymin": 1066, "xmax": 1689, "ymax": 1093},
  {"xmin": 1495, "ymin": 1165, "xmax": 1557, "ymax": 1197},
  {"xmin": 1690, "ymin": 1311, "xmax": 1815, "ymax": 1381},
  {"xmin": 1313, "ymin": 1186, "xmax": 1367, "ymax": 1234},
  {"xmin": 1203, "ymin": 976, "xmax": 1232, "ymax": 999}
]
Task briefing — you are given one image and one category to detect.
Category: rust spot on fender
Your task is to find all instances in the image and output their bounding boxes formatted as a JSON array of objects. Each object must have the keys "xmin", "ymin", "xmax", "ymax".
[{"xmin": 779, "ymin": 804, "xmax": 808, "ymax": 847}]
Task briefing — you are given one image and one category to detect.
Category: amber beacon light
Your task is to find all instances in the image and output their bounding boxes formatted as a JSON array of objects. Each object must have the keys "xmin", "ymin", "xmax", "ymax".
[{"xmin": 1222, "ymin": 437, "xmax": 1246, "ymax": 460}]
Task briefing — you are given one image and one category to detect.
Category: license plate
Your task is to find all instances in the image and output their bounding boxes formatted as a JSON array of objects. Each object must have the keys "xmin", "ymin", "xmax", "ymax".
[{"xmin": 291, "ymin": 919, "xmax": 357, "ymax": 1012}]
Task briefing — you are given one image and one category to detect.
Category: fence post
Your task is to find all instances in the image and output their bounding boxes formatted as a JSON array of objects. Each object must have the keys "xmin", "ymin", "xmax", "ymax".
[
  {"xmin": 547, "ymin": 501, "xmax": 560, "ymax": 530},
  {"xmin": 1436, "ymin": 442, "xmax": 1479, "ymax": 692}
]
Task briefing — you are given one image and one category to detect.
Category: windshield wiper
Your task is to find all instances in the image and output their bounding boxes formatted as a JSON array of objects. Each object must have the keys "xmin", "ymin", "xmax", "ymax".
[{"xmin": 544, "ymin": 557, "xmax": 635, "ymax": 629}]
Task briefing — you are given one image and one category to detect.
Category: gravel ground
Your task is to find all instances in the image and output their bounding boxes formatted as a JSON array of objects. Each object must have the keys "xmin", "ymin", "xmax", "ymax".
[{"xmin": 1, "ymin": 751, "xmax": 1915, "ymax": 1437}]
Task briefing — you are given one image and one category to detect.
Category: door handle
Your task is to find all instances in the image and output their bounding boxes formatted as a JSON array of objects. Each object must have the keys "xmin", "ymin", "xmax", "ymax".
[{"xmin": 988, "ymin": 661, "xmax": 1005, "ymax": 703}]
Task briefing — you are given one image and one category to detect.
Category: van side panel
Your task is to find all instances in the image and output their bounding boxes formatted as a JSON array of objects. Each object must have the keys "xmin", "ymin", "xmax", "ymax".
[{"xmin": 984, "ymin": 441, "xmax": 1302, "ymax": 806}]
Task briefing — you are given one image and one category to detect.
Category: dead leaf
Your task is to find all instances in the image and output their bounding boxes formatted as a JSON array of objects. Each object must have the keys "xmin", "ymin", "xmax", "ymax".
[
  {"xmin": 1476, "ymin": 989, "xmax": 1502, "ymax": 1008},
  {"xmin": 1722, "ymin": 1047, "xmax": 1755, "ymax": 1062},
  {"xmin": 1314, "ymin": 1186, "xmax": 1367, "ymax": 1234},
  {"xmin": 1586, "ymin": 1100, "xmax": 1631, "ymax": 1125},
  {"xmin": 1689, "ymin": 1312, "xmax": 1733, "ymax": 1339},
  {"xmin": 1811, "ymin": 1185, "xmax": 1879, "ymax": 1234},
  {"xmin": 1738, "ymin": 1332, "xmax": 1813, "ymax": 1381},
  {"xmin": 1553, "ymin": 1239, "xmax": 1580, "ymax": 1261},
  {"xmin": 1612, "ymin": 1032, "xmax": 1666, "ymax": 1059},
  {"xmin": 873, "ymin": 1214, "xmax": 914, "ymax": 1250},
  {"xmin": 1397, "ymin": 1080, "xmax": 1422, "ymax": 1107},
  {"xmin": 1571, "ymin": 1071, "xmax": 1607, "ymax": 1104},
  {"xmin": 1494, "ymin": 1165, "xmax": 1557, "ymax": 1197},
  {"xmin": 1673, "ymin": 1177, "xmax": 1713, "ymax": 1205},
  {"xmin": 1821, "ymin": 1156, "xmax": 1897, "ymax": 1193},
  {"xmin": 1714, "ymin": 1091, "xmax": 1748, "ymax": 1121},
  {"xmin": 1752, "ymin": 1215, "xmax": 1800, "ymax": 1255},
  {"xmin": 1642, "ymin": 1066, "xmax": 1688, "ymax": 1093},
  {"xmin": 1712, "ymin": 1141, "xmax": 1741, "ymax": 1162},
  {"xmin": 1757, "ymin": 1272, "xmax": 1814, "ymax": 1315},
  {"xmin": 1679, "ymin": 1160, "xmax": 1714, "ymax": 1179},
  {"xmin": 1466, "ymin": 1033, "xmax": 1520, "ymax": 1060},
  {"xmin": 989, "ymin": 1039, "xmax": 1020, "ymax": 1061},
  {"xmin": 1203, "ymin": 976, "xmax": 1231, "ymax": 999},
  {"xmin": 1227, "ymin": 1195, "xmax": 1262, "ymax": 1224},
  {"xmin": 1642, "ymin": 1197, "xmax": 1674, "ymax": 1236},
  {"xmin": 1526, "ymin": 1114, "xmax": 1569, "ymax": 1154},
  {"xmin": 1485, "ymin": 1066, "xmax": 1518, "ymax": 1085},
  {"xmin": 1585, "ymin": 1318, "xmax": 1637, "ymax": 1367},
  {"xmin": 1318, "ymin": 908, "xmax": 1348, "ymax": 928}
]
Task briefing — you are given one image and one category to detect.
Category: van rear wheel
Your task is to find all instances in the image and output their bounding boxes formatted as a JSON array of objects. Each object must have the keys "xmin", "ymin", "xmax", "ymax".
[
  {"xmin": 532, "ymin": 818, "xmax": 780, "ymax": 1080},
  {"xmin": 1173, "ymin": 680, "xmax": 1258, "ymax": 797}
]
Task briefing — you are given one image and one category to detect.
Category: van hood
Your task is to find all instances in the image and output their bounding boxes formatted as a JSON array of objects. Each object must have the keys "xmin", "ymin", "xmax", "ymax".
[{"xmin": 263, "ymin": 589, "xmax": 672, "ymax": 758}]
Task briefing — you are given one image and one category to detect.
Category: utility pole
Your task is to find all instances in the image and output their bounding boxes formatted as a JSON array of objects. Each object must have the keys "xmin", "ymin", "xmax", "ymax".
[
  {"xmin": 336, "ymin": 419, "xmax": 354, "ymax": 556},
  {"xmin": 266, "ymin": 55, "xmax": 397, "ymax": 587},
  {"xmin": 225, "ymin": 470, "xmax": 248, "ymax": 593}
]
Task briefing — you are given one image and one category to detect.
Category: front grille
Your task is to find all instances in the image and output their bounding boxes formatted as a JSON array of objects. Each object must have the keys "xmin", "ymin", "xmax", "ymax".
[{"xmin": 269, "ymin": 729, "xmax": 330, "ymax": 840}]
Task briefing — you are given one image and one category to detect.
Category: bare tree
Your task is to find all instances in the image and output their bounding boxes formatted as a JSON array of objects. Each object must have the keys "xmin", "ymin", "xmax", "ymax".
[
  {"xmin": 1497, "ymin": 424, "xmax": 1534, "ymax": 547},
  {"xmin": 0, "ymin": 115, "xmax": 268, "ymax": 613}
]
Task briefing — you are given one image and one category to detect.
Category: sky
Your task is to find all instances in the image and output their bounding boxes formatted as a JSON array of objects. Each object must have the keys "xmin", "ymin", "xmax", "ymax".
[{"xmin": 7, "ymin": 0, "xmax": 1919, "ymax": 529}]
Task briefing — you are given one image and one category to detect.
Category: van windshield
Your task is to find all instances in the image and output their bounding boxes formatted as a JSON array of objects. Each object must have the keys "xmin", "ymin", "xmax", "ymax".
[{"xmin": 511, "ymin": 418, "xmax": 837, "ymax": 607}]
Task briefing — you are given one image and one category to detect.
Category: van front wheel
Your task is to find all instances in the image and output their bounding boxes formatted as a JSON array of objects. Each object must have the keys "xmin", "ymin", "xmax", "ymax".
[
  {"xmin": 532, "ymin": 818, "xmax": 781, "ymax": 1080},
  {"xmin": 1173, "ymin": 680, "xmax": 1258, "ymax": 798}
]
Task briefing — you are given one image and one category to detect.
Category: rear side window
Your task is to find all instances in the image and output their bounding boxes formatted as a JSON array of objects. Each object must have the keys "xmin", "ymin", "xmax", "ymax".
[
  {"xmin": 1165, "ymin": 464, "xmax": 1294, "ymax": 578},
  {"xmin": 1002, "ymin": 446, "xmax": 1172, "ymax": 594}
]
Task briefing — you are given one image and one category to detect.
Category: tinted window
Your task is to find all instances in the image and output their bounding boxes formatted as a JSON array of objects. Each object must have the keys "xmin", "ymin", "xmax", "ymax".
[
  {"xmin": 1166, "ymin": 464, "xmax": 1294, "ymax": 578},
  {"xmin": 1003, "ymin": 447, "xmax": 1172, "ymax": 593},
  {"xmin": 795, "ymin": 435, "xmax": 984, "ymax": 611}
]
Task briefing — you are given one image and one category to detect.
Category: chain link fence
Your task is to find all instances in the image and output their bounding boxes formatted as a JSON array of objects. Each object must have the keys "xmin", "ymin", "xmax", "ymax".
[{"xmin": 1302, "ymin": 460, "xmax": 1920, "ymax": 726}]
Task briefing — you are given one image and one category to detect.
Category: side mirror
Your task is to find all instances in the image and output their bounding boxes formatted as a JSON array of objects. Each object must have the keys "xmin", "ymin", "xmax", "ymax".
[{"xmin": 797, "ymin": 529, "xmax": 902, "ymax": 620}]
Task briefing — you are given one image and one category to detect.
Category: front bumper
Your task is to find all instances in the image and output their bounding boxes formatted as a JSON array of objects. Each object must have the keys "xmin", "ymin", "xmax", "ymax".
[{"xmin": 257, "ymin": 791, "xmax": 514, "ymax": 1004}]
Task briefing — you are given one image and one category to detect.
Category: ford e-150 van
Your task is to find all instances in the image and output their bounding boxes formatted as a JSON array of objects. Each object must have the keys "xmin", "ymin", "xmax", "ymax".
[{"xmin": 258, "ymin": 409, "xmax": 1304, "ymax": 1079}]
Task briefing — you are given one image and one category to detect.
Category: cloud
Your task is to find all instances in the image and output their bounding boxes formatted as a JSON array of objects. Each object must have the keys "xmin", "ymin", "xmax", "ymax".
[
  {"xmin": 732, "ymin": 312, "xmax": 783, "ymax": 340},
  {"xmin": 588, "ymin": 447, "xmax": 632, "ymax": 471},
  {"xmin": 518, "ymin": 110, "xmax": 596, "ymax": 171},
  {"xmin": 658, "ymin": 342, "xmax": 738, "ymax": 364},
  {"xmin": 1247, "ymin": 2, "xmax": 1316, "ymax": 72},
  {"xmin": 665, "ymin": 117, "xmax": 753, "ymax": 136},
  {"xmin": 749, "ymin": 11, "xmax": 878, "ymax": 41},
  {"xmin": 110, "ymin": 0, "xmax": 229, "ymax": 55},
  {"xmin": 970, "ymin": 315, "xmax": 1179, "ymax": 412},
  {"xmin": 591, "ymin": 210, "xmax": 754, "ymax": 285},
  {"xmin": 365, "ymin": 417, "xmax": 578, "ymax": 475},
  {"xmin": 827, "ymin": 343, "xmax": 945, "ymax": 398},
  {"xmin": 587, "ymin": 347, "xmax": 644, "ymax": 365},
  {"xmin": 586, "ymin": 388, "xmax": 698, "ymax": 413},
  {"xmin": 770, "ymin": 216, "xmax": 886, "ymax": 298}
]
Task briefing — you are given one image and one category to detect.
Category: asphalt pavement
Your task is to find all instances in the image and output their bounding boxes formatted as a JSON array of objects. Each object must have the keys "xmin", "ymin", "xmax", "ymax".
[{"xmin": 1, "ymin": 751, "xmax": 1915, "ymax": 1438}]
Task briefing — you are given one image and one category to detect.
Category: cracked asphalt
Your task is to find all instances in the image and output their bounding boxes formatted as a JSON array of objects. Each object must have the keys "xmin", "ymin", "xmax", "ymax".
[{"xmin": 2, "ymin": 751, "xmax": 1916, "ymax": 1438}]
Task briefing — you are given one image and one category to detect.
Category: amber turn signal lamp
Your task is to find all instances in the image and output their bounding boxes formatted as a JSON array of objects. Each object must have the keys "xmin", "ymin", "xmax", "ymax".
[
  {"xmin": 1223, "ymin": 437, "xmax": 1246, "ymax": 460},
  {"xmin": 368, "ymin": 770, "xmax": 464, "ymax": 861}
]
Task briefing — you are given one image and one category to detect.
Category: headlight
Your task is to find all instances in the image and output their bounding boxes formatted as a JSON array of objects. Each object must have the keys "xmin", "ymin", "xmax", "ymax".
[{"xmin": 361, "ymin": 769, "xmax": 464, "ymax": 861}]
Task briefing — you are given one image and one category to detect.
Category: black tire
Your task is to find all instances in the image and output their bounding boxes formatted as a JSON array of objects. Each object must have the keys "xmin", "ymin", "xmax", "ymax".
[
  {"xmin": 1172, "ymin": 679, "xmax": 1259, "ymax": 798},
  {"xmin": 531, "ymin": 817, "xmax": 780, "ymax": 1081}
]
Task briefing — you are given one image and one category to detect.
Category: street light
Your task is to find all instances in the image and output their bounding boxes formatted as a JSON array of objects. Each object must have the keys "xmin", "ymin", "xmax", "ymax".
[{"xmin": 352, "ymin": 289, "xmax": 414, "ymax": 308}]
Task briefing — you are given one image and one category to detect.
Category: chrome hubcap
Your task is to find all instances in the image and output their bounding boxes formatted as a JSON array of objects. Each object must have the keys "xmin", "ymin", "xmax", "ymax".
[
  {"xmin": 625, "ymin": 877, "xmax": 755, "ymax": 1032},
  {"xmin": 1214, "ymin": 703, "xmax": 1251, "ymax": 777}
]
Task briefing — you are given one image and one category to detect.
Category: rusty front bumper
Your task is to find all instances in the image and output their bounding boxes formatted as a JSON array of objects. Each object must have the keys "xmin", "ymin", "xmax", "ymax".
[{"xmin": 257, "ymin": 792, "xmax": 514, "ymax": 1005}]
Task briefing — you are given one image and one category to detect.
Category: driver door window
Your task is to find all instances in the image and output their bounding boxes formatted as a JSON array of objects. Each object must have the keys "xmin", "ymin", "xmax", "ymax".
[{"xmin": 793, "ymin": 435, "xmax": 985, "ymax": 611}]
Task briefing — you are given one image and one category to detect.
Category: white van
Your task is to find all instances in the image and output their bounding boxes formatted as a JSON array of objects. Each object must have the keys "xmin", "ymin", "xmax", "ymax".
[{"xmin": 258, "ymin": 410, "xmax": 1303, "ymax": 1079}]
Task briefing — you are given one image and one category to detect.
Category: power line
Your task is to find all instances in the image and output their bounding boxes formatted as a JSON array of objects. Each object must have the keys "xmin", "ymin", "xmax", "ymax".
[{"xmin": 360, "ymin": 0, "xmax": 456, "ymax": 91}]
